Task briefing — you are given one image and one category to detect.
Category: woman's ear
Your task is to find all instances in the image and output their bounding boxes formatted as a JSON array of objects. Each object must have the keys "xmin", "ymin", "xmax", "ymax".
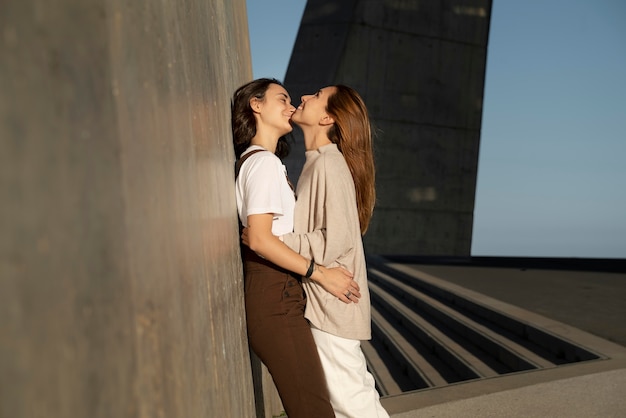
[
  {"xmin": 319, "ymin": 114, "xmax": 335, "ymax": 126},
  {"xmin": 250, "ymin": 98, "xmax": 262, "ymax": 113}
]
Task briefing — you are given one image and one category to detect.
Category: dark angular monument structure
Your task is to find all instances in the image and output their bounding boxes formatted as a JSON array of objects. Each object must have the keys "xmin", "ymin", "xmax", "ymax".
[{"xmin": 284, "ymin": 0, "xmax": 492, "ymax": 256}]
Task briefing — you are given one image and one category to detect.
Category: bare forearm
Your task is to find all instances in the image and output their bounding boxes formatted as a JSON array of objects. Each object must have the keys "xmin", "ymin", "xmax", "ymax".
[{"xmin": 249, "ymin": 233, "xmax": 312, "ymax": 277}]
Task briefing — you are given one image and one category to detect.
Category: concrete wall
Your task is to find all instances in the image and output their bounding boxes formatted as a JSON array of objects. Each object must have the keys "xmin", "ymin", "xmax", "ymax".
[
  {"xmin": 0, "ymin": 0, "xmax": 256, "ymax": 417},
  {"xmin": 284, "ymin": 0, "xmax": 492, "ymax": 256}
]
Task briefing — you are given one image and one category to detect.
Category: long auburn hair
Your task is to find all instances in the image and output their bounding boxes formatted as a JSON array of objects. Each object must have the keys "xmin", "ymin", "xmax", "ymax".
[
  {"xmin": 326, "ymin": 85, "xmax": 376, "ymax": 235},
  {"xmin": 231, "ymin": 78, "xmax": 291, "ymax": 159}
]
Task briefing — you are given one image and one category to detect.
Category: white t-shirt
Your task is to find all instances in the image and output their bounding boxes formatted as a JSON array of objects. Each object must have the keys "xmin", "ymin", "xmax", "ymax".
[{"xmin": 235, "ymin": 145, "xmax": 295, "ymax": 236}]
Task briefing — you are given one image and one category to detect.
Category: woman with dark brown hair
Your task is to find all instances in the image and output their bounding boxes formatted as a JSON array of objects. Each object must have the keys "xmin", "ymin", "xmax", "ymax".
[
  {"xmin": 280, "ymin": 85, "xmax": 389, "ymax": 417},
  {"xmin": 232, "ymin": 78, "xmax": 360, "ymax": 418}
]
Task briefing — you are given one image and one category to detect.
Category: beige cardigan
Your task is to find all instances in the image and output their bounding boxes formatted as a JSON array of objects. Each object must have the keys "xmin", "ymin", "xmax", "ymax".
[{"xmin": 282, "ymin": 144, "xmax": 371, "ymax": 340}]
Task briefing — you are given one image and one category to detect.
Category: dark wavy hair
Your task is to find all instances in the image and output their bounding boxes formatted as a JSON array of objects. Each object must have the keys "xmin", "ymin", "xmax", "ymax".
[
  {"xmin": 231, "ymin": 78, "xmax": 291, "ymax": 159},
  {"xmin": 326, "ymin": 85, "xmax": 376, "ymax": 234}
]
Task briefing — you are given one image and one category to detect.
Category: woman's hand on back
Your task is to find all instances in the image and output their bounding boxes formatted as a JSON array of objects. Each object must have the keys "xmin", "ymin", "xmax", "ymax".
[
  {"xmin": 313, "ymin": 265, "xmax": 361, "ymax": 304},
  {"xmin": 241, "ymin": 227, "xmax": 250, "ymax": 247}
]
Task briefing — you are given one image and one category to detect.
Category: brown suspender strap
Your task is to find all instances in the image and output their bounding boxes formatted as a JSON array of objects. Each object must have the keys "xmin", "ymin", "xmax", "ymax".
[
  {"xmin": 235, "ymin": 149, "xmax": 295, "ymax": 193},
  {"xmin": 235, "ymin": 149, "xmax": 264, "ymax": 179}
]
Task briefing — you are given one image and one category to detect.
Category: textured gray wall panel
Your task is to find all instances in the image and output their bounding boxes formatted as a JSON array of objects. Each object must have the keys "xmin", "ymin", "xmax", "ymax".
[
  {"xmin": 0, "ymin": 0, "xmax": 255, "ymax": 416},
  {"xmin": 372, "ymin": 121, "xmax": 480, "ymax": 211}
]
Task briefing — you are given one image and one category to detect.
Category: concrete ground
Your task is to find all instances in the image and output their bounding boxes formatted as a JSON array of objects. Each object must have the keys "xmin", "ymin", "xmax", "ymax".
[
  {"xmin": 378, "ymin": 263, "xmax": 626, "ymax": 417},
  {"xmin": 391, "ymin": 368, "xmax": 626, "ymax": 417}
]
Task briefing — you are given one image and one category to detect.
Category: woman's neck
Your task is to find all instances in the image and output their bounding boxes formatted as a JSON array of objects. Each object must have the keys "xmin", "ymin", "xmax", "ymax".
[
  {"xmin": 304, "ymin": 130, "xmax": 332, "ymax": 151},
  {"xmin": 250, "ymin": 132, "xmax": 277, "ymax": 154}
]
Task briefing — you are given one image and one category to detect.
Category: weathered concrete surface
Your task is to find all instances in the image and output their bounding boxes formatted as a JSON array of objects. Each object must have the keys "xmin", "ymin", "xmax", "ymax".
[
  {"xmin": 284, "ymin": 0, "xmax": 492, "ymax": 256},
  {"xmin": 0, "ymin": 0, "xmax": 255, "ymax": 417}
]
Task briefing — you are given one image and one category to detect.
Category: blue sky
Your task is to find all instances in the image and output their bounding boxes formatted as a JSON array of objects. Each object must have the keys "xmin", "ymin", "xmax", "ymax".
[{"xmin": 246, "ymin": 0, "xmax": 626, "ymax": 259}]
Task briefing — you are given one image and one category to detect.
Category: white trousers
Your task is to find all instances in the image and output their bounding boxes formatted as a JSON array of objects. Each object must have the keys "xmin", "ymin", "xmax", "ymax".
[{"xmin": 311, "ymin": 327, "xmax": 389, "ymax": 418}]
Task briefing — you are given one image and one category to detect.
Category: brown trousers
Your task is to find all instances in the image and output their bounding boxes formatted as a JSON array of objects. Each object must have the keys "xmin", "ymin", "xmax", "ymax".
[{"xmin": 243, "ymin": 247, "xmax": 334, "ymax": 418}]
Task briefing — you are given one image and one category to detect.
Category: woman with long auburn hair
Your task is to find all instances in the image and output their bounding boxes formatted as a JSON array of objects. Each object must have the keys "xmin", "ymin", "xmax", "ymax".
[
  {"xmin": 326, "ymin": 85, "xmax": 376, "ymax": 234},
  {"xmin": 232, "ymin": 78, "xmax": 361, "ymax": 418},
  {"xmin": 281, "ymin": 85, "xmax": 388, "ymax": 417}
]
